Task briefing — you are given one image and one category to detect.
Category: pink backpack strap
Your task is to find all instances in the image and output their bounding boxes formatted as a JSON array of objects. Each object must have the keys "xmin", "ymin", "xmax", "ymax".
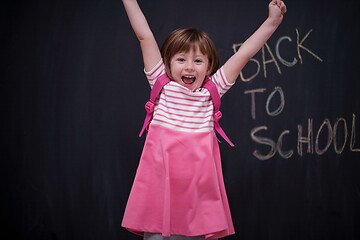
[
  {"xmin": 139, "ymin": 74, "xmax": 171, "ymax": 137},
  {"xmin": 203, "ymin": 79, "xmax": 235, "ymax": 147}
]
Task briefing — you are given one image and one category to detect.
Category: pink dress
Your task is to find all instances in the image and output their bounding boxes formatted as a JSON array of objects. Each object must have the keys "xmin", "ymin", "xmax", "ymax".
[{"xmin": 122, "ymin": 60, "xmax": 235, "ymax": 239}]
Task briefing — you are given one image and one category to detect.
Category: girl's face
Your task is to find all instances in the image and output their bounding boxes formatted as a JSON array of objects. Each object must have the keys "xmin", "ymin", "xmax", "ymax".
[{"xmin": 169, "ymin": 47, "xmax": 210, "ymax": 91}]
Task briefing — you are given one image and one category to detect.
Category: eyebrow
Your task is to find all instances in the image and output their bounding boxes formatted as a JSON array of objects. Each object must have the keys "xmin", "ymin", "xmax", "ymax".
[{"xmin": 173, "ymin": 52, "xmax": 208, "ymax": 60}]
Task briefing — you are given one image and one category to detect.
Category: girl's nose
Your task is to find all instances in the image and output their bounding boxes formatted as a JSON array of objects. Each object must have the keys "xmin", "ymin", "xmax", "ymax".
[{"xmin": 185, "ymin": 61, "xmax": 194, "ymax": 71}]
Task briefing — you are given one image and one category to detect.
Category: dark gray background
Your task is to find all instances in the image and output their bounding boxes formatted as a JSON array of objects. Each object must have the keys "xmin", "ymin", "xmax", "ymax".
[{"xmin": 2, "ymin": 0, "xmax": 360, "ymax": 239}]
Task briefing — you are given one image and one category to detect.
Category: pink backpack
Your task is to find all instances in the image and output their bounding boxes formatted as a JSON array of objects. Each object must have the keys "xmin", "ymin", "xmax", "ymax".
[{"xmin": 139, "ymin": 74, "xmax": 234, "ymax": 147}]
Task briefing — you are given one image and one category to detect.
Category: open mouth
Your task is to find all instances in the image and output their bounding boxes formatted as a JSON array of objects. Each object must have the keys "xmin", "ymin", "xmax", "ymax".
[{"xmin": 182, "ymin": 76, "xmax": 196, "ymax": 85}]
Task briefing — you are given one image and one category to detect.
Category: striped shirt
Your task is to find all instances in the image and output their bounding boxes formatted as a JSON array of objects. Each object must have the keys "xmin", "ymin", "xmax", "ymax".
[{"xmin": 145, "ymin": 60, "xmax": 234, "ymax": 133}]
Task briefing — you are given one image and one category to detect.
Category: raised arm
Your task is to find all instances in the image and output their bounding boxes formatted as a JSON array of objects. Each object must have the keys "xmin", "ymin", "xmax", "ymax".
[
  {"xmin": 223, "ymin": 0, "xmax": 287, "ymax": 84},
  {"xmin": 122, "ymin": 0, "xmax": 161, "ymax": 71}
]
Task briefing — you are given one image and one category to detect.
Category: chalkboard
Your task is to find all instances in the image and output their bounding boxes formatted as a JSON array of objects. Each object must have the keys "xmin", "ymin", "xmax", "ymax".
[{"xmin": 1, "ymin": 0, "xmax": 359, "ymax": 239}]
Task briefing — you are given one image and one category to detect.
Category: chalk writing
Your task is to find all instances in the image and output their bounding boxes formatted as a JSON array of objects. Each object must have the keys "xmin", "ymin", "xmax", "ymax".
[
  {"xmin": 277, "ymin": 130, "xmax": 293, "ymax": 159},
  {"xmin": 262, "ymin": 42, "xmax": 282, "ymax": 78},
  {"xmin": 250, "ymin": 126, "xmax": 276, "ymax": 160},
  {"xmin": 244, "ymin": 88, "xmax": 266, "ymax": 120},
  {"xmin": 232, "ymin": 28, "xmax": 323, "ymax": 81},
  {"xmin": 234, "ymin": 27, "xmax": 358, "ymax": 160},
  {"xmin": 232, "ymin": 43, "xmax": 260, "ymax": 82},
  {"xmin": 250, "ymin": 127, "xmax": 293, "ymax": 160},
  {"xmin": 276, "ymin": 36, "xmax": 297, "ymax": 67},
  {"xmin": 333, "ymin": 118, "xmax": 347, "ymax": 154},
  {"xmin": 297, "ymin": 119, "xmax": 313, "ymax": 156},
  {"xmin": 266, "ymin": 87, "xmax": 285, "ymax": 117},
  {"xmin": 244, "ymin": 87, "xmax": 285, "ymax": 120},
  {"xmin": 251, "ymin": 115, "xmax": 359, "ymax": 160},
  {"xmin": 350, "ymin": 114, "xmax": 360, "ymax": 152},
  {"xmin": 315, "ymin": 119, "xmax": 332, "ymax": 155},
  {"xmin": 296, "ymin": 29, "xmax": 323, "ymax": 64}
]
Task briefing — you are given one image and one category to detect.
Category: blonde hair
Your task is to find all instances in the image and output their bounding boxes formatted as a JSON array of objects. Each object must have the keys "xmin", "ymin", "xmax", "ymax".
[{"xmin": 160, "ymin": 27, "xmax": 219, "ymax": 79}]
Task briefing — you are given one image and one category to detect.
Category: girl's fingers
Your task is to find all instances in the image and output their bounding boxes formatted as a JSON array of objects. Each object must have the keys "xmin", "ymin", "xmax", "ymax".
[
  {"xmin": 275, "ymin": 0, "xmax": 281, "ymax": 8},
  {"xmin": 270, "ymin": 0, "xmax": 283, "ymax": 10},
  {"xmin": 281, "ymin": 2, "xmax": 287, "ymax": 14}
]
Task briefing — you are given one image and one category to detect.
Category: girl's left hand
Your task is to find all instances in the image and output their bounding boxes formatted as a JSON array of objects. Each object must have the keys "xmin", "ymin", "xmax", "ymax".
[{"xmin": 268, "ymin": 0, "xmax": 287, "ymax": 25}]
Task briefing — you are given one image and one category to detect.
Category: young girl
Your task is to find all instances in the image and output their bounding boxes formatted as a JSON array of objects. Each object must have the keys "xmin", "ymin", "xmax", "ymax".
[{"xmin": 121, "ymin": 0, "xmax": 286, "ymax": 239}]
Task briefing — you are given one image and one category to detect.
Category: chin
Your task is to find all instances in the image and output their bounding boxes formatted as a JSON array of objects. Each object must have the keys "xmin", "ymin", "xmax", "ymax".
[{"xmin": 187, "ymin": 83, "xmax": 202, "ymax": 91}]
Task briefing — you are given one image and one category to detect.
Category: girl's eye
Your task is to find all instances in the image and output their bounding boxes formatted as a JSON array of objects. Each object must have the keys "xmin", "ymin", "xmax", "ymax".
[
  {"xmin": 195, "ymin": 59, "xmax": 203, "ymax": 63},
  {"xmin": 177, "ymin": 58, "xmax": 185, "ymax": 62}
]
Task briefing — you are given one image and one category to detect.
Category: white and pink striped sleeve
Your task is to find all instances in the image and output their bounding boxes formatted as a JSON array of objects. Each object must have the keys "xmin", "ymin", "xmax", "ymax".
[
  {"xmin": 210, "ymin": 66, "xmax": 235, "ymax": 97},
  {"xmin": 144, "ymin": 59, "xmax": 166, "ymax": 89}
]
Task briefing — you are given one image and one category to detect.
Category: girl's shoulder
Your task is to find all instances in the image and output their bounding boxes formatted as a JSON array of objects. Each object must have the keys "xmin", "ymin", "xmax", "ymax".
[
  {"xmin": 144, "ymin": 59, "xmax": 166, "ymax": 88},
  {"xmin": 210, "ymin": 66, "xmax": 235, "ymax": 97}
]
